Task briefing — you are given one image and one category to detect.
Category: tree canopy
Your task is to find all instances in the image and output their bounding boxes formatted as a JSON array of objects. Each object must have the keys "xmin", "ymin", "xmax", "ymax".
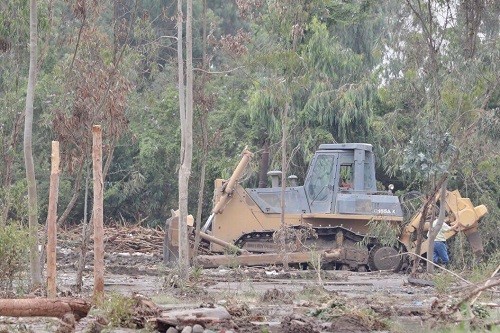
[{"xmin": 0, "ymin": 0, "xmax": 498, "ymax": 263}]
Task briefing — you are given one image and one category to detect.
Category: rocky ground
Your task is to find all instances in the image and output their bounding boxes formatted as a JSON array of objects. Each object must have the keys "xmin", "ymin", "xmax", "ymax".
[{"xmin": 0, "ymin": 226, "xmax": 498, "ymax": 333}]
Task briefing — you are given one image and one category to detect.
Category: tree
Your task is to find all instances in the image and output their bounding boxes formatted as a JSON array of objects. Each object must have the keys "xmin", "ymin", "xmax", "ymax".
[
  {"xmin": 50, "ymin": 1, "xmax": 131, "ymax": 228},
  {"xmin": 176, "ymin": 0, "xmax": 194, "ymax": 279},
  {"xmin": 24, "ymin": 0, "xmax": 42, "ymax": 288},
  {"xmin": 376, "ymin": 0, "xmax": 499, "ymax": 266}
]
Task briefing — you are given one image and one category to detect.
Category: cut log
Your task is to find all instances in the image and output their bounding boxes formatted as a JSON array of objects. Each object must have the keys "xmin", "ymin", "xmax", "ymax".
[
  {"xmin": 0, "ymin": 298, "xmax": 91, "ymax": 320},
  {"xmin": 196, "ymin": 249, "xmax": 344, "ymax": 268}
]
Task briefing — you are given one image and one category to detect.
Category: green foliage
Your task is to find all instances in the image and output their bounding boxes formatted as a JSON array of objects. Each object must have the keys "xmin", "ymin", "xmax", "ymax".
[
  {"xmin": 399, "ymin": 129, "xmax": 456, "ymax": 183},
  {"xmin": 97, "ymin": 292, "xmax": 136, "ymax": 328},
  {"xmin": 432, "ymin": 272, "xmax": 453, "ymax": 294},
  {"xmin": 308, "ymin": 297, "xmax": 346, "ymax": 319},
  {"xmin": 471, "ymin": 304, "xmax": 490, "ymax": 320},
  {"xmin": 0, "ymin": 179, "xmax": 28, "ymax": 224},
  {"xmin": 0, "ymin": 223, "xmax": 32, "ymax": 292},
  {"xmin": 300, "ymin": 17, "xmax": 376, "ymax": 142},
  {"xmin": 361, "ymin": 219, "xmax": 401, "ymax": 248},
  {"xmin": 0, "ymin": 0, "xmax": 497, "ymax": 270},
  {"xmin": 466, "ymin": 250, "xmax": 500, "ymax": 283}
]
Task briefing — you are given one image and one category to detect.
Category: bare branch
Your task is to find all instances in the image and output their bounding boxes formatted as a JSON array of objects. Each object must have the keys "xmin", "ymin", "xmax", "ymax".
[{"xmin": 193, "ymin": 66, "xmax": 245, "ymax": 74}]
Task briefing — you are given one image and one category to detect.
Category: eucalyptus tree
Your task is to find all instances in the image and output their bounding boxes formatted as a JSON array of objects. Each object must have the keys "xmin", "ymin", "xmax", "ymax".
[
  {"xmin": 215, "ymin": 0, "xmax": 386, "ymax": 188},
  {"xmin": 175, "ymin": 0, "xmax": 194, "ymax": 278},
  {"xmin": 41, "ymin": 0, "xmax": 156, "ymax": 229},
  {"xmin": 0, "ymin": 1, "xmax": 31, "ymax": 226},
  {"xmin": 376, "ymin": 0, "xmax": 500, "ymax": 265},
  {"xmin": 24, "ymin": 0, "xmax": 42, "ymax": 287}
]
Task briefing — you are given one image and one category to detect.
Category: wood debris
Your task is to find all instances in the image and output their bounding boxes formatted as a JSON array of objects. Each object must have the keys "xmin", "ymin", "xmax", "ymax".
[{"xmin": 58, "ymin": 224, "xmax": 165, "ymax": 254}]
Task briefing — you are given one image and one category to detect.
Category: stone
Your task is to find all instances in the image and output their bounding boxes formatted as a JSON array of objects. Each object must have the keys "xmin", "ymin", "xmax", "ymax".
[
  {"xmin": 192, "ymin": 324, "xmax": 204, "ymax": 333},
  {"xmin": 181, "ymin": 326, "xmax": 192, "ymax": 333}
]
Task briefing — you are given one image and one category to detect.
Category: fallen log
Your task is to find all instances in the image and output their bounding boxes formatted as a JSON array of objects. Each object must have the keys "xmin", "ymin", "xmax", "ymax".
[
  {"xmin": 196, "ymin": 248, "xmax": 345, "ymax": 268},
  {"xmin": 0, "ymin": 298, "xmax": 91, "ymax": 320}
]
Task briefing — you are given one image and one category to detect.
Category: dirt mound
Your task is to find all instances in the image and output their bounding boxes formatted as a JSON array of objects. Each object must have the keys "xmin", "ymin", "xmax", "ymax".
[
  {"xmin": 261, "ymin": 287, "xmax": 294, "ymax": 304},
  {"xmin": 328, "ymin": 312, "xmax": 388, "ymax": 332},
  {"xmin": 281, "ymin": 314, "xmax": 322, "ymax": 333}
]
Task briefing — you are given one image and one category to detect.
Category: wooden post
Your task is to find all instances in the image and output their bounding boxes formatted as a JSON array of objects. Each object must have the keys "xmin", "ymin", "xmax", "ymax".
[
  {"xmin": 92, "ymin": 125, "xmax": 104, "ymax": 301},
  {"xmin": 46, "ymin": 141, "xmax": 60, "ymax": 298}
]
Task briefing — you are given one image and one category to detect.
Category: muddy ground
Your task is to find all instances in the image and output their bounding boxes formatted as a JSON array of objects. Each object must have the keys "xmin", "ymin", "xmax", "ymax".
[{"xmin": 1, "ymin": 236, "xmax": 498, "ymax": 333}]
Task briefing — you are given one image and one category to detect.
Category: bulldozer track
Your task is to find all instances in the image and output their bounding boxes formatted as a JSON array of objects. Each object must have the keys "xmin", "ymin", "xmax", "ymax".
[
  {"xmin": 234, "ymin": 226, "xmax": 364, "ymax": 250},
  {"xmin": 230, "ymin": 226, "xmax": 406, "ymax": 271}
]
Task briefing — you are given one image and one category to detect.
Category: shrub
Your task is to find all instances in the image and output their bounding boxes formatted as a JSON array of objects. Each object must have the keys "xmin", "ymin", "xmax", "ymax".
[
  {"xmin": 0, "ymin": 223, "xmax": 31, "ymax": 292},
  {"xmin": 98, "ymin": 292, "xmax": 136, "ymax": 327}
]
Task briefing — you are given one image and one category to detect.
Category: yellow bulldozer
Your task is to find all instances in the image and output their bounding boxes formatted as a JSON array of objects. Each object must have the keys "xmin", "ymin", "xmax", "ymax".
[{"xmin": 165, "ymin": 143, "xmax": 487, "ymax": 271}]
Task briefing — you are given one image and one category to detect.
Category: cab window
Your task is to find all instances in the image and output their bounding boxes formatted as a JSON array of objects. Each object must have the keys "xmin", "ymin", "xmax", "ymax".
[
  {"xmin": 339, "ymin": 164, "xmax": 353, "ymax": 190},
  {"xmin": 307, "ymin": 154, "xmax": 334, "ymax": 201}
]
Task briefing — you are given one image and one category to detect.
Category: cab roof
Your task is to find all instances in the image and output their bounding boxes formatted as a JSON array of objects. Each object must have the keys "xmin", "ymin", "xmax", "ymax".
[{"xmin": 317, "ymin": 143, "xmax": 373, "ymax": 152}]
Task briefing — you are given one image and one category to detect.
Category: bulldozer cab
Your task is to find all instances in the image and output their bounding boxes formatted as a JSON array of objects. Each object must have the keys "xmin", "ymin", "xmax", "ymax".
[
  {"xmin": 304, "ymin": 143, "xmax": 378, "ymax": 213},
  {"xmin": 246, "ymin": 143, "xmax": 401, "ymax": 217}
]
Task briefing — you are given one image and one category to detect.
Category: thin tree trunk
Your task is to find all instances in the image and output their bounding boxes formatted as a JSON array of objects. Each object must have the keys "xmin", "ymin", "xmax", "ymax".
[
  {"xmin": 193, "ymin": 0, "xmax": 209, "ymax": 260},
  {"xmin": 411, "ymin": 175, "xmax": 448, "ymax": 276},
  {"xmin": 57, "ymin": 161, "xmax": 84, "ymax": 227},
  {"xmin": 280, "ymin": 100, "xmax": 289, "ymax": 270},
  {"xmin": 46, "ymin": 141, "xmax": 60, "ymax": 298},
  {"xmin": 181, "ymin": 0, "xmax": 194, "ymax": 275},
  {"xmin": 24, "ymin": 0, "xmax": 42, "ymax": 288},
  {"xmin": 75, "ymin": 163, "xmax": 91, "ymax": 292},
  {"xmin": 103, "ymin": 137, "xmax": 117, "ymax": 180},
  {"xmin": 177, "ymin": 0, "xmax": 190, "ymax": 279},
  {"xmin": 92, "ymin": 125, "xmax": 104, "ymax": 301},
  {"xmin": 258, "ymin": 139, "xmax": 270, "ymax": 188},
  {"xmin": 193, "ymin": 130, "xmax": 207, "ymax": 259}
]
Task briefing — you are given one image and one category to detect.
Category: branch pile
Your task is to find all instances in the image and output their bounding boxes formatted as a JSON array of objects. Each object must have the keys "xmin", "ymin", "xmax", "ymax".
[
  {"xmin": 429, "ymin": 265, "xmax": 500, "ymax": 329},
  {"xmin": 58, "ymin": 224, "xmax": 165, "ymax": 254}
]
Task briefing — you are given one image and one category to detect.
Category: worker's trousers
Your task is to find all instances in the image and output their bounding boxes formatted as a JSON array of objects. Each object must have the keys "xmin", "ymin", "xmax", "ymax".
[{"xmin": 433, "ymin": 241, "xmax": 449, "ymax": 265}]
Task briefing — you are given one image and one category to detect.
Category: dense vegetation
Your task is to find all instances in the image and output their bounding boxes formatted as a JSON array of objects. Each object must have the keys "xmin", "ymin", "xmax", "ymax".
[{"xmin": 0, "ymin": 0, "xmax": 498, "ymax": 263}]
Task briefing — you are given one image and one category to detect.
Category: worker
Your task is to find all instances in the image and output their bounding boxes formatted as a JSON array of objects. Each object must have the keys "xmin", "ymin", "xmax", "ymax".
[{"xmin": 428, "ymin": 219, "xmax": 458, "ymax": 266}]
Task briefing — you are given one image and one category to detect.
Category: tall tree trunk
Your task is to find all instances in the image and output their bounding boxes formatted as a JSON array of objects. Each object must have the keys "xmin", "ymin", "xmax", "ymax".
[
  {"xmin": 177, "ymin": 0, "xmax": 193, "ymax": 279},
  {"xmin": 24, "ymin": 0, "xmax": 42, "ymax": 288},
  {"xmin": 193, "ymin": 0, "xmax": 209, "ymax": 259},
  {"xmin": 57, "ymin": 161, "xmax": 84, "ymax": 227},
  {"xmin": 258, "ymin": 139, "xmax": 270, "ymax": 188},
  {"xmin": 461, "ymin": 0, "xmax": 485, "ymax": 59},
  {"xmin": 75, "ymin": 163, "xmax": 91, "ymax": 292},
  {"xmin": 410, "ymin": 175, "xmax": 448, "ymax": 276},
  {"xmin": 279, "ymin": 100, "xmax": 289, "ymax": 270},
  {"xmin": 183, "ymin": 0, "xmax": 194, "ymax": 273}
]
